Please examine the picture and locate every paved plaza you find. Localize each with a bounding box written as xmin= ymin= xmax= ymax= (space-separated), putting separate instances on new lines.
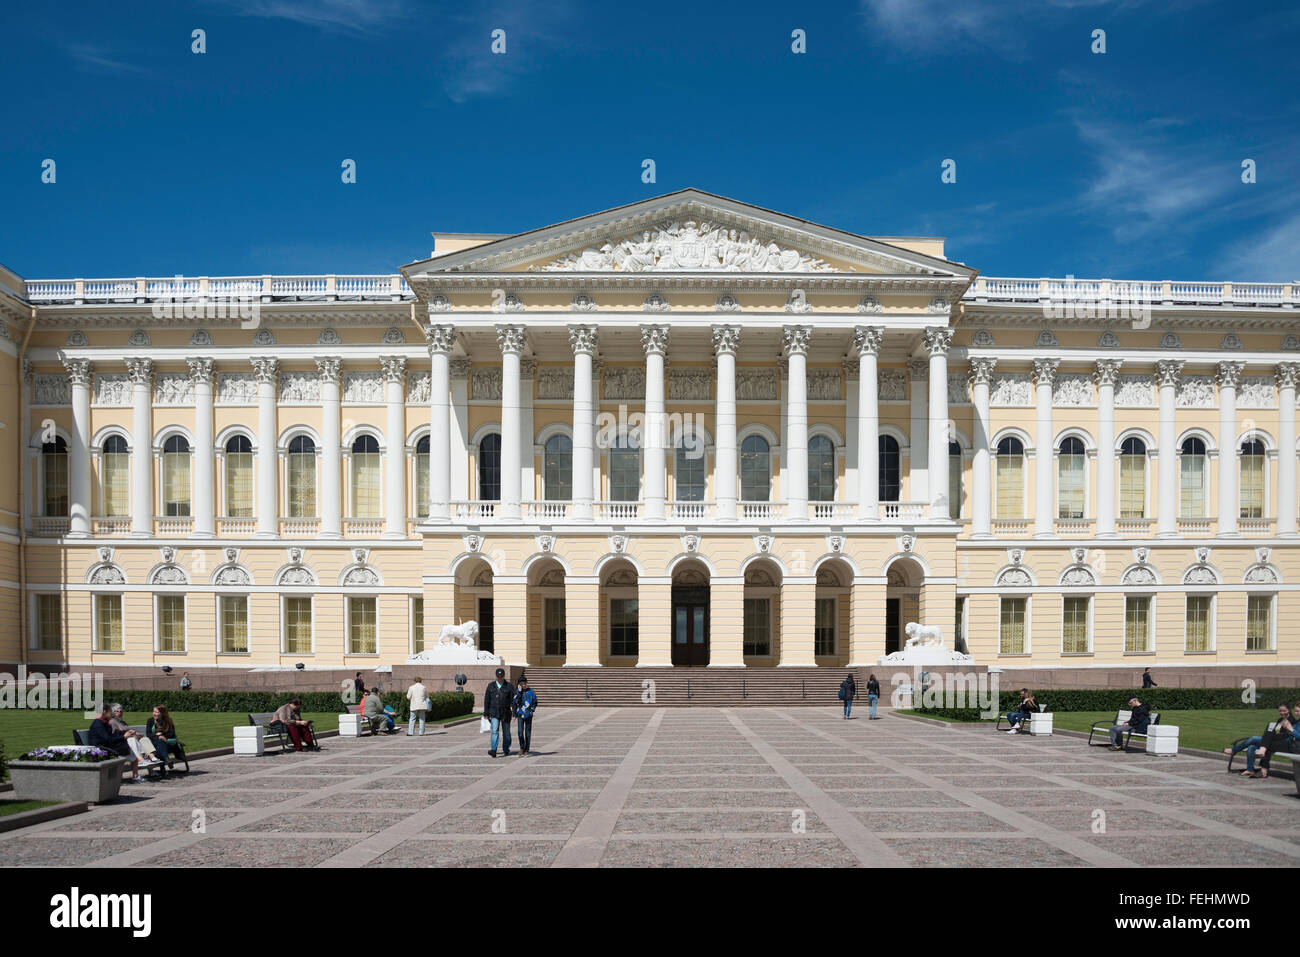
xmin=3 ymin=708 xmax=1299 ymax=868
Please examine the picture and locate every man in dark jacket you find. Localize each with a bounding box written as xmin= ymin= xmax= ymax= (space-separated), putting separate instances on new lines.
xmin=839 ymin=674 xmax=856 ymax=719
xmin=484 ymin=667 xmax=514 ymax=757
xmin=87 ymin=704 xmax=140 ymax=778
xmin=1141 ymin=668 xmax=1157 ymax=689
xmin=1109 ymin=697 xmax=1151 ymax=750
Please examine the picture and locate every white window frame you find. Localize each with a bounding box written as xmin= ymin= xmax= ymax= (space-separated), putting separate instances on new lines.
xmin=283 ymin=431 xmax=321 ymax=520
xmin=346 ymin=594 xmax=380 ymax=656
xmin=1245 ymin=592 xmax=1277 ymax=653
xmin=1060 ymin=593 xmax=1093 ymax=656
xmin=345 ymin=433 xmax=384 ymax=519
xmin=217 ymin=593 xmax=251 ymax=655
xmin=217 ymin=430 xmax=256 ymax=519
xmin=606 ymin=592 xmax=639 ymax=659
xmin=281 ymin=594 xmax=316 ymax=656
xmin=154 ymin=592 xmax=188 ymax=654
xmin=1236 ymin=436 xmax=1271 ymax=519
xmin=410 ymin=595 xmax=425 ymax=654
xmin=1123 ymin=593 xmax=1156 ymax=655
xmin=742 ymin=594 xmax=775 ymax=658
xmin=997 ymin=594 xmax=1031 ymax=656
xmin=93 ymin=592 xmax=125 ymax=654
xmin=1116 ymin=431 xmax=1153 ymax=520
xmin=1182 ymin=592 xmax=1216 ymax=654
xmin=993 ymin=433 xmax=1029 ymax=520
xmin=813 ymin=594 xmax=839 ymax=658
xmin=1055 ymin=433 xmax=1092 ymax=520
xmin=30 ymin=591 xmax=63 ymax=652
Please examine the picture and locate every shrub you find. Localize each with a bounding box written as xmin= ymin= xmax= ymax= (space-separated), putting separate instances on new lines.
xmin=1 ymin=738 xmax=6 ymax=782
xmin=913 ymin=687 xmax=1300 ymax=718
xmin=70 ymin=689 xmax=475 ymax=722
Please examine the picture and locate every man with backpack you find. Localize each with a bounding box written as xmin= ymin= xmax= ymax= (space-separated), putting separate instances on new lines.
xmin=838 ymin=673 xmax=857 ymax=719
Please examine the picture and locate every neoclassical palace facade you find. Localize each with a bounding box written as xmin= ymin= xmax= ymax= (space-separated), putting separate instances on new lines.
xmin=1 ymin=189 xmax=1297 ymax=675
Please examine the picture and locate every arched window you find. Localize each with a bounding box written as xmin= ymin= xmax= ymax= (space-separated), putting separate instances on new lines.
xmin=162 ymin=435 xmax=191 ymax=517
xmin=415 ymin=435 xmax=430 ymax=517
xmin=102 ymin=435 xmax=130 ymax=517
xmin=350 ymin=435 xmax=379 ymax=517
xmin=42 ymin=436 xmax=69 ymax=517
xmin=287 ymin=435 xmax=318 ymax=518
xmin=995 ymin=437 xmax=1025 ymax=519
xmin=740 ymin=435 xmax=771 ymax=502
xmin=610 ymin=435 xmax=640 ymax=502
xmin=224 ymin=435 xmax=253 ymax=518
xmin=948 ymin=440 xmax=962 ymax=519
xmin=808 ymin=435 xmax=835 ymax=502
xmin=478 ymin=434 xmax=501 ymax=501
xmin=1057 ymin=436 xmax=1086 ymax=519
xmin=1119 ymin=437 xmax=1147 ymax=518
xmin=544 ymin=434 xmax=572 ymax=501
xmin=879 ymin=435 xmax=901 ymax=502
xmin=1240 ymin=438 xmax=1266 ymax=519
xmin=675 ymin=434 xmax=706 ymax=502
xmin=1180 ymin=437 xmax=1207 ymax=518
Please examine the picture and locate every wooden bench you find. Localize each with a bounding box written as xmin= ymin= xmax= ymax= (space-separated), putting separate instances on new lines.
xmin=997 ymin=702 xmax=1048 ymax=733
xmin=1227 ymin=721 xmax=1299 ymax=776
xmin=1088 ymin=709 xmax=1160 ymax=751
xmin=248 ymin=712 xmax=315 ymax=752
xmin=73 ymin=725 xmax=189 ymax=774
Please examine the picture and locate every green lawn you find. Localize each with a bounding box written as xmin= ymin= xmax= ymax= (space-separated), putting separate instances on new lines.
xmin=0 ymin=799 xmax=58 ymax=817
xmin=901 ymin=708 xmax=1279 ymax=753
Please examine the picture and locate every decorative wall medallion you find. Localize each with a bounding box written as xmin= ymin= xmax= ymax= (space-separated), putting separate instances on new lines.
xmin=784 ymin=292 xmax=812 ymax=314
xmin=465 ymin=534 xmax=482 ymax=552
xmin=1035 ymin=329 xmax=1059 ymax=347
xmin=66 ymin=331 xmax=88 ymax=347
xmin=1098 ymin=331 xmax=1121 ymax=348
xmin=317 ymin=328 xmax=341 ymax=345
xmin=1283 ymin=335 xmax=1300 ymax=351
xmin=857 ymin=296 xmax=883 ymax=314
xmin=252 ymin=328 xmax=276 ymax=346
xmin=1221 ymin=333 xmax=1243 ymax=350
xmin=128 ymin=329 xmax=151 ymax=347
xmin=970 ymin=329 xmax=995 ymax=346
xmin=570 ymin=293 xmax=596 ymax=312
xmin=428 ymin=294 xmax=451 ymax=313
xmin=1160 ymin=332 xmax=1182 ymax=349
xmin=382 ymin=326 xmax=406 ymax=345
xmin=495 ymin=293 xmax=524 ymax=314
xmin=715 ymin=294 xmax=741 ymax=312
xmin=190 ymin=329 xmax=213 ymax=346
xmin=642 ymin=293 xmax=670 ymax=313
xmin=927 ymin=297 xmax=950 ymax=314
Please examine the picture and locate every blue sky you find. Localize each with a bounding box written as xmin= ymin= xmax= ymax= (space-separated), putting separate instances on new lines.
xmin=2 ymin=0 xmax=1298 ymax=281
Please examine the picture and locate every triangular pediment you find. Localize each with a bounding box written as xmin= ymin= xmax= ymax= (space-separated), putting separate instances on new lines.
xmin=403 ymin=189 xmax=974 ymax=281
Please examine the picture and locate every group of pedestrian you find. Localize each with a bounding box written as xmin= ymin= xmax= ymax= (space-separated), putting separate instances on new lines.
xmin=1225 ymin=702 xmax=1299 ymax=777
xmin=837 ymin=673 xmax=881 ymax=719
xmin=482 ymin=667 xmax=538 ymax=757
xmin=87 ymin=703 xmax=183 ymax=782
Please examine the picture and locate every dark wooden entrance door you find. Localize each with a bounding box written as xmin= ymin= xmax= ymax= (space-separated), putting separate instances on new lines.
xmin=671 ymin=585 xmax=709 ymax=667
xmin=885 ymin=598 xmax=901 ymax=655
xmin=477 ymin=597 xmax=495 ymax=653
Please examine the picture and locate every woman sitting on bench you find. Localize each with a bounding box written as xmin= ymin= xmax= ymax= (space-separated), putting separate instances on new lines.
xmin=1004 ymin=689 xmax=1036 ymax=734
xmin=1226 ymin=702 xmax=1295 ymax=778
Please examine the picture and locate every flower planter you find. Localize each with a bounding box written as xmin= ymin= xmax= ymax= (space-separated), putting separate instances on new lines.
xmin=7 ymin=757 xmax=131 ymax=804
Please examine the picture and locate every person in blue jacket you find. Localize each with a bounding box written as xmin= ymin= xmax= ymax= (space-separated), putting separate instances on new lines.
xmin=513 ymin=677 xmax=538 ymax=757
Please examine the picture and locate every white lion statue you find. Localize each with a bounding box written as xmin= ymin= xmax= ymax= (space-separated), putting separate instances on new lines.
xmin=904 ymin=621 xmax=945 ymax=650
xmin=437 ymin=620 xmax=479 ymax=648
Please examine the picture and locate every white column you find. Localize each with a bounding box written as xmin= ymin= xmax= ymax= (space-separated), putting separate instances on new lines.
xmin=907 ymin=359 xmax=929 ymax=506
xmin=1094 ymin=358 xmax=1123 ymax=538
xmin=970 ymin=357 xmax=997 ymax=537
xmin=1217 ymin=361 xmax=1244 ymax=537
xmin=712 ymin=326 xmax=740 ymax=521
xmin=855 ymin=326 xmax=883 ymax=519
xmin=520 ymin=359 xmax=536 ymax=503
xmin=317 ymin=358 xmax=342 ymax=538
xmin=382 ymin=356 xmax=407 ymax=538
xmin=843 ymin=358 xmax=859 ymax=499
xmin=1156 ymin=360 xmax=1183 ymax=538
xmin=1277 ymin=363 xmax=1299 ymax=537
xmin=569 ymin=325 xmax=598 ymax=521
xmin=1032 ymin=358 xmax=1059 ymax=537
xmin=188 ymin=358 xmax=215 ymax=538
xmin=496 ymin=325 xmax=525 ymax=520
xmin=783 ymin=325 xmax=811 ymax=521
xmin=127 ymin=358 xmax=154 ymax=537
xmin=251 ymin=357 xmax=279 ymax=538
xmin=926 ymin=327 xmax=953 ymax=520
xmin=63 ymin=359 xmax=93 ymax=538
xmin=450 ymin=360 xmax=471 ymax=503
xmin=427 ymin=325 xmax=454 ymax=523
xmin=641 ymin=325 xmax=669 ymax=521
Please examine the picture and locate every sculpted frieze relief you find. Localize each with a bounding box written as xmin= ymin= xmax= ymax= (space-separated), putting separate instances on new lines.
xmin=989 ymin=373 xmax=1032 ymax=407
xmin=407 ymin=371 xmax=432 ymax=404
xmin=279 ymin=372 xmax=321 ymax=404
xmin=1237 ymin=376 xmax=1277 ymax=409
xmin=154 ymin=373 xmax=194 ymax=406
xmin=807 ymin=369 xmax=841 ymax=402
xmin=216 ymin=373 xmax=257 ymax=404
xmin=342 ymin=372 xmax=383 ymax=404
xmin=736 ymin=367 xmax=778 ymax=401
xmin=94 ymin=374 xmax=131 ymax=406
xmin=538 ymin=367 xmax=575 ymax=400
xmin=536 ymin=220 xmax=837 ymax=273
xmin=947 ymin=372 xmax=969 ymax=405
xmin=1176 ymin=375 xmax=1217 ymax=409
xmin=878 ymin=369 xmax=907 ymax=401
xmin=669 ymin=368 xmax=713 ymax=401
xmin=602 ymin=365 xmax=646 ymax=400
xmin=33 ymin=374 xmax=70 ymax=405
xmin=471 ymin=367 xmax=502 ymax=401
xmin=1052 ymin=374 xmax=1094 ymax=407
xmin=1115 ymin=375 xmax=1155 ymax=407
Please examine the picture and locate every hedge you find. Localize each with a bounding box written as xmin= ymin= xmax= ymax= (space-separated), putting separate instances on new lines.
xmin=52 ymin=690 xmax=475 ymax=721
xmin=1 ymin=738 xmax=6 ymax=782
xmin=913 ymin=686 xmax=1300 ymax=721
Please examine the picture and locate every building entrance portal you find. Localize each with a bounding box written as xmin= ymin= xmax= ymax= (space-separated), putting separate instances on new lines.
xmin=671 ymin=586 xmax=710 ymax=667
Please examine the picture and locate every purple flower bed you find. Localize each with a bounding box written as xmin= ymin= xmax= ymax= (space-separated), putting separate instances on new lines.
xmin=18 ymin=745 xmax=116 ymax=763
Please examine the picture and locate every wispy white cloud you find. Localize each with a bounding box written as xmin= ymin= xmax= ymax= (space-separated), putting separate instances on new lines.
xmin=434 ymin=1 xmax=577 ymax=103
xmin=858 ymin=0 xmax=1128 ymax=54
xmin=204 ymin=0 xmax=409 ymax=34
xmin=65 ymin=43 xmax=152 ymax=77
xmin=1221 ymin=212 xmax=1300 ymax=281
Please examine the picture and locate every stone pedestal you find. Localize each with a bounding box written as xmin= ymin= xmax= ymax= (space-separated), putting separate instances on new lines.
xmin=338 ymin=713 xmax=365 ymax=737
xmin=1027 ymin=713 xmax=1053 ymax=736
xmin=234 ymin=725 xmax=265 ymax=756
xmin=7 ymin=757 xmax=130 ymax=804
xmin=1145 ymin=724 xmax=1179 ymax=756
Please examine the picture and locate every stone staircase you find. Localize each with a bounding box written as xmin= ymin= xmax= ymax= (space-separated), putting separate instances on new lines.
xmin=521 ymin=666 xmax=868 ymax=707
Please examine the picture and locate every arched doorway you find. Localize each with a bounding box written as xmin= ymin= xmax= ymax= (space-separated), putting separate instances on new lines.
xmin=742 ymin=558 xmax=782 ymax=666
xmin=815 ymin=559 xmax=853 ymax=664
xmin=455 ymin=557 xmax=495 ymax=653
xmin=529 ymin=558 xmax=567 ymax=663
xmin=601 ymin=559 xmax=639 ymax=665
xmin=671 ymin=560 xmax=710 ymax=667
xmin=884 ymin=558 xmax=925 ymax=655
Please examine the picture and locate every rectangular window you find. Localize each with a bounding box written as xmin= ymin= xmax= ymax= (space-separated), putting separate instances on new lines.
xmin=1124 ymin=596 xmax=1152 ymax=653
xmin=34 ymin=594 xmax=62 ymax=651
xmin=1240 ymin=455 xmax=1265 ymax=519
xmin=411 ymin=597 xmax=425 ymax=653
xmin=743 ymin=598 xmax=771 ymax=656
xmin=157 ymin=595 xmax=186 ymax=652
xmin=44 ymin=452 xmax=69 ymax=516
xmin=103 ymin=453 xmax=130 ymax=517
xmin=999 ymin=597 xmax=1026 ymax=654
xmin=415 ymin=455 xmax=429 ymax=518
xmin=1062 ymin=596 xmax=1090 ymax=654
xmin=610 ymin=448 xmax=640 ymax=502
xmin=1246 ymin=595 xmax=1274 ymax=652
xmin=163 ymin=453 xmax=191 ymax=516
xmin=225 ymin=452 xmax=254 ymax=517
xmin=954 ymin=597 xmax=966 ymax=653
xmin=352 ymin=453 xmax=380 ymax=517
xmin=349 ymin=597 xmax=378 ymax=654
xmin=1058 ymin=455 xmax=1085 ymax=519
xmin=1180 ymin=453 xmax=1206 ymax=518
xmin=544 ymin=597 xmax=566 ymax=656
xmin=95 ymin=594 xmax=123 ymax=652
xmin=284 ymin=596 xmax=313 ymax=654
xmin=1185 ymin=595 xmax=1212 ymax=652
xmin=1119 ymin=455 xmax=1146 ymax=518
xmin=949 ymin=453 xmax=962 ymax=519
xmin=996 ymin=456 xmax=1023 ymax=518
xmin=220 ymin=596 xmax=249 ymax=653
xmin=609 ymin=597 xmax=639 ymax=656
xmin=814 ymin=597 xmax=836 ymax=656
xmin=289 ymin=453 xmax=318 ymax=518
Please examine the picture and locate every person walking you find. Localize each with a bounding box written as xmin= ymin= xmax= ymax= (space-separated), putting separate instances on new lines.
xmin=352 ymin=671 xmax=366 ymax=702
xmin=514 ymin=677 xmax=537 ymax=756
xmin=406 ymin=675 xmax=429 ymax=736
xmin=483 ymin=667 xmax=514 ymax=757
xmin=838 ymin=673 xmax=857 ymax=719
xmin=179 ymin=672 xmax=192 ymax=692
xmin=1141 ymin=668 xmax=1157 ymax=689
xmin=866 ymin=674 xmax=881 ymax=720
